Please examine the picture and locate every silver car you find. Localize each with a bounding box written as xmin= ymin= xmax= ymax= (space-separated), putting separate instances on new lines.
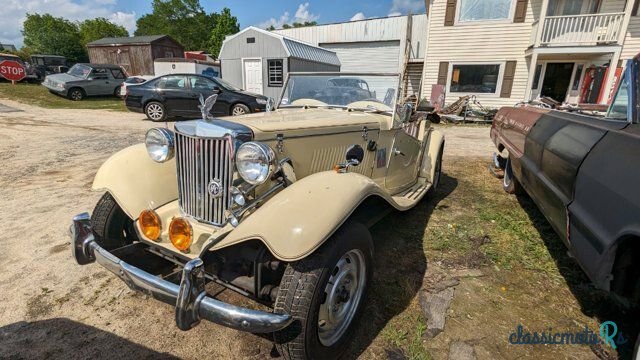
xmin=42 ymin=63 xmax=127 ymax=101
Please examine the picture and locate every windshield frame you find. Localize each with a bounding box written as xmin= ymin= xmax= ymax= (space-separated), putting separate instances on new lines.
xmin=214 ymin=77 xmax=242 ymax=92
xmin=278 ymin=72 xmax=401 ymax=115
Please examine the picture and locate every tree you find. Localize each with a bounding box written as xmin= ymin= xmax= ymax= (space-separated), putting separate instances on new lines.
xmin=279 ymin=21 xmax=317 ymax=30
xmin=79 ymin=18 xmax=128 ymax=46
xmin=266 ymin=25 xmax=276 ymax=31
xmin=22 ymin=13 xmax=86 ymax=62
xmin=208 ymin=8 xmax=239 ymax=57
xmin=135 ymin=0 xmax=216 ymax=51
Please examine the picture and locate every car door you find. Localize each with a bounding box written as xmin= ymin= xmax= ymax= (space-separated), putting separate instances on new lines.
xmin=385 ymin=117 xmax=422 ymax=193
xmin=187 ymin=76 xmax=228 ymax=117
xmin=155 ymin=75 xmax=193 ymax=116
xmin=85 ymin=68 xmax=111 ymax=95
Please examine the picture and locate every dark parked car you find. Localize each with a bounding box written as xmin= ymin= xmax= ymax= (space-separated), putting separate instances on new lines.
xmin=43 ymin=63 xmax=127 ymax=100
xmin=490 ymin=55 xmax=640 ymax=304
xmin=0 ymin=53 xmax=40 ymax=82
xmin=124 ymin=74 xmax=269 ymax=121
xmin=31 ymin=54 xmax=69 ymax=81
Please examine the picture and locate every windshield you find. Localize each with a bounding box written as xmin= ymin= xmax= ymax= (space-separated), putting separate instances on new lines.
xmin=279 ymin=73 xmax=399 ymax=113
xmin=214 ymin=77 xmax=241 ymax=92
xmin=67 ymin=64 xmax=92 ymax=78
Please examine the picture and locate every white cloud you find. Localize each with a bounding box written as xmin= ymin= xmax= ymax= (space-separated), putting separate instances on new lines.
xmin=389 ymin=0 xmax=425 ymax=16
xmin=257 ymin=3 xmax=319 ymax=29
xmin=0 ymin=0 xmax=136 ymax=48
xmin=350 ymin=12 xmax=366 ymax=21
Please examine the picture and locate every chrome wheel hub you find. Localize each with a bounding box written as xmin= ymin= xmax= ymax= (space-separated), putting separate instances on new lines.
xmin=147 ymin=104 xmax=163 ymax=120
xmin=232 ymin=107 xmax=246 ymax=116
xmin=318 ymin=249 xmax=366 ymax=347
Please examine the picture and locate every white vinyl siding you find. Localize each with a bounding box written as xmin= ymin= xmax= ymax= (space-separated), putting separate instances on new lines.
xmin=422 ymin=0 xmax=534 ymax=108
xmin=621 ymin=16 xmax=640 ymax=62
xmin=321 ymin=41 xmax=401 ymax=73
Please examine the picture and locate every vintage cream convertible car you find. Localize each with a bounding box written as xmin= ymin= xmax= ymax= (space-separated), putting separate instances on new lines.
xmin=70 ymin=73 xmax=445 ymax=359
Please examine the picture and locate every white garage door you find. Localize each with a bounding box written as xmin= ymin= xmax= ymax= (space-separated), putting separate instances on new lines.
xmin=321 ymin=41 xmax=401 ymax=73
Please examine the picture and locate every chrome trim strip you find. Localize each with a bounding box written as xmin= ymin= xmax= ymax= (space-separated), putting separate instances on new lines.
xmin=70 ymin=213 xmax=292 ymax=333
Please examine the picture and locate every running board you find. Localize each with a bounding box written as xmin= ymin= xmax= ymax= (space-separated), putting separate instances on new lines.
xmin=391 ymin=179 xmax=431 ymax=208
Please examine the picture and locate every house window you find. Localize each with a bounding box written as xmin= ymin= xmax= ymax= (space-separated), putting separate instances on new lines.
xmin=164 ymin=51 xmax=174 ymax=58
xmin=459 ymin=0 xmax=512 ymax=22
xmin=450 ymin=64 xmax=501 ymax=93
xmin=268 ymin=59 xmax=284 ymax=87
xmin=247 ymin=37 xmax=256 ymax=44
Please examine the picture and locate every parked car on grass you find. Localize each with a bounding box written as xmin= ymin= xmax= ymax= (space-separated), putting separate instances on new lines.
xmin=31 ymin=54 xmax=69 ymax=81
xmin=42 ymin=63 xmax=127 ymax=100
xmin=118 ymin=75 xmax=154 ymax=97
xmin=0 ymin=53 xmax=40 ymax=82
xmin=70 ymin=72 xmax=445 ymax=359
xmin=124 ymin=73 xmax=269 ymax=121
xmin=490 ymin=56 xmax=640 ymax=304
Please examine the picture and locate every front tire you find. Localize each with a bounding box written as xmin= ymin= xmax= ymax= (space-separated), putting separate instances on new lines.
xmin=145 ymin=101 xmax=167 ymax=122
xmin=274 ymin=222 xmax=373 ymax=360
xmin=231 ymin=103 xmax=250 ymax=116
xmin=67 ymin=88 xmax=85 ymax=101
xmin=91 ymin=192 xmax=137 ymax=250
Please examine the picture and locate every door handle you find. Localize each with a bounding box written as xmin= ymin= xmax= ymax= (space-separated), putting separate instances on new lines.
xmin=393 ymin=148 xmax=405 ymax=156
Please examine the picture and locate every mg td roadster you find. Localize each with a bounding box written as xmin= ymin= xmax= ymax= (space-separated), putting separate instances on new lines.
xmin=71 ymin=72 xmax=445 ymax=359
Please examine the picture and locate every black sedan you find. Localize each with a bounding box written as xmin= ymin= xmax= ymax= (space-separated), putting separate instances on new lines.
xmin=124 ymin=74 xmax=269 ymax=121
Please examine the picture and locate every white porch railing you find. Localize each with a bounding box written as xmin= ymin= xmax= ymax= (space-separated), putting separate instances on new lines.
xmin=539 ymin=12 xmax=625 ymax=46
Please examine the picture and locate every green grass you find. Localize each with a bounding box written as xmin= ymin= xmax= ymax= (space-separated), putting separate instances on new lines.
xmin=0 ymin=82 xmax=126 ymax=111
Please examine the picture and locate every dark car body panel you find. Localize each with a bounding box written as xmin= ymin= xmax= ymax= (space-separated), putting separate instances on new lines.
xmin=491 ymin=57 xmax=640 ymax=292
xmin=125 ymin=74 xmax=267 ymax=118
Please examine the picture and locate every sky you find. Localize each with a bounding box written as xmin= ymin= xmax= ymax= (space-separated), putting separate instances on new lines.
xmin=1 ymin=0 xmax=426 ymax=48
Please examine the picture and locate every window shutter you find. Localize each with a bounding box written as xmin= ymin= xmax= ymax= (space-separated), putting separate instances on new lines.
xmin=444 ymin=0 xmax=457 ymax=26
xmin=501 ymin=61 xmax=517 ymax=98
xmin=513 ymin=0 xmax=528 ymax=23
xmin=437 ymin=62 xmax=449 ymax=86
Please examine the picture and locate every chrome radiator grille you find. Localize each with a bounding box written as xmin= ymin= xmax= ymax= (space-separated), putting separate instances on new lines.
xmin=175 ymin=132 xmax=232 ymax=226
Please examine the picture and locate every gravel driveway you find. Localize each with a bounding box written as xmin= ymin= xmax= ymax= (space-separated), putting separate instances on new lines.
xmin=0 ymin=99 xmax=493 ymax=359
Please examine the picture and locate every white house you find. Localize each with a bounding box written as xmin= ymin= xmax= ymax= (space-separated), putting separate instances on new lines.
xmin=421 ymin=0 xmax=639 ymax=108
xmin=274 ymin=14 xmax=428 ymax=98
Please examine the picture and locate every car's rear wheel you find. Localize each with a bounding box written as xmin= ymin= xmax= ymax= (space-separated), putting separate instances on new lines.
xmin=91 ymin=192 xmax=137 ymax=250
xmin=67 ymin=88 xmax=85 ymax=101
xmin=273 ymin=222 xmax=373 ymax=360
xmin=231 ymin=103 xmax=250 ymax=116
xmin=145 ymin=101 xmax=167 ymax=122
xmin=428 ymin=144 xmax=444 ymax=196
xmin=503 ymin=156 xmax=523 ymax=195
xmin=114 ymin=86 xmax=121 ymax=97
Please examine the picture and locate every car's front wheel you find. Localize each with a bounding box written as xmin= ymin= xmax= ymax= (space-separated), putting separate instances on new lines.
xmin=273 ymin=222 xmax=373 ymax=360
xmin=145 ymin=101 xmax=167 ymax=122
xmin=91 ymin=192 xmax=137 ymax=250
xmin=231 ymin=103 xmax=250 ymax=116
xmin=503 ymin=156 xmax=523 ymax=195
xmin=67 ymin=88 xmax=85 ymax=101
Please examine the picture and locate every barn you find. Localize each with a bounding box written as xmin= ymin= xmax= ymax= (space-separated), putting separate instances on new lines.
xmin=219 ymin=27 xmax=341 ymax=101
xmin=87 ymin=35 xmax=184 ymax=76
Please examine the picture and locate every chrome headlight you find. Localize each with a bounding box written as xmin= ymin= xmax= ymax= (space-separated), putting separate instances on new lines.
xmin=235 ymin=142 xmax=277 ymax=185
xmin=256 ymin=98 xmax=268 ymax=105
xmin=145 ymin=128 xmax=175 ymax=163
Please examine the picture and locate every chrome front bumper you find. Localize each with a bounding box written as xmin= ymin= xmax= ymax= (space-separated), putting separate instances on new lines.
xmin=70 ymin=213 xmax=292 ymax=333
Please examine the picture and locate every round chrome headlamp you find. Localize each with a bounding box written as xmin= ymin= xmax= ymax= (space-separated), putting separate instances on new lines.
xmin=145 ymin=128 xmax=174 ymax=163
xmin=235 ymin=142 xmax=277 ymax=185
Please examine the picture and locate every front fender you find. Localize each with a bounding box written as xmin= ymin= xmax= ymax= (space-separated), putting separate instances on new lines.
xmin=419 ymin=129 xmax=445 ymax=182
xmin=92 ymin=143 xmax=177 ymax=219
xmin=214 ymin=171 xmax=402 ymax=261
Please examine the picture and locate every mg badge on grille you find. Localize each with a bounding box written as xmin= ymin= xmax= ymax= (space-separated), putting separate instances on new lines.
xmin=208 ymin=179 xmax=223 ymax=199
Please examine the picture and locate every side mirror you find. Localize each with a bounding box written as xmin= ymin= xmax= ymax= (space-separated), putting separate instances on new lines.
xmin=398 ymin=103 xmax=414 ymax=123
xmin=213 ymin=86 xmax=221 ymax=93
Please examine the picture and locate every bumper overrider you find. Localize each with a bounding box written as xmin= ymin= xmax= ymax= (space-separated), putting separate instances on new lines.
xmin=70 ymin=213 xmax=292 ymax=333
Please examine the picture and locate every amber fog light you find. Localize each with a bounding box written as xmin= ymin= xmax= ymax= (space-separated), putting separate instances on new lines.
xmin=169 ymin=217 xmax=192 ymax=251
xmin=138 ymin=209 xmax=161 ymax=241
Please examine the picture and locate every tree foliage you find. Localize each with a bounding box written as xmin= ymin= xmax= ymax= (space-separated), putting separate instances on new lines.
xmin=208 ymin=8 xmax=239 ymax=56
xmin=79 ymin=18 xmax=129 ymax=46
xmin=22 ymin=14 xmax=87 ymax=62
xmin=271 ymin=21 xmax=317 ymax=30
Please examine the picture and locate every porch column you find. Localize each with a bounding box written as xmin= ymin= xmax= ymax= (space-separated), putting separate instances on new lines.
xmin=535 ymin=0 xmax=550 ymax=46
xmin=524 ymin=53 xmax=539 ymax=102
xmin=599 ymin=49 xmax=622 ymax=105
xmin=618 ymin=0 xmax=635 ymax=44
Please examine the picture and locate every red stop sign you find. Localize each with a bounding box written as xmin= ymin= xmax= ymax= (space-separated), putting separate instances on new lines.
xmin=0 ymin=60 xmax=26 ymax=82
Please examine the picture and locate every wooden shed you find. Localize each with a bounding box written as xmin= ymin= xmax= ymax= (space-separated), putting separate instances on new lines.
xmin=87 ymin=35 xmax=184 ymax=76
xmin=219 ymin=27 xmax=341 ymax=101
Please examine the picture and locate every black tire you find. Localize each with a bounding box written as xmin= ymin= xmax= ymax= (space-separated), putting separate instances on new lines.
xmin=114 ymin=86 xmax=121 ymax=97
xmin=145 ymin=101 xmax=167 ymax=122
xmin=231 ymin=103 xmax=250 ymax=116
xmin=503 ymin=157 xmax=523 ymax=195
xmin=428 ymin=144 xmax=444 ymax=196
xmin=273 ymin=222 xmax=373 ymax=360
xmin=91 ymin=192 xmax=137 ymax=250
xmin=67 ymin=87 xmax=85 ymax=101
